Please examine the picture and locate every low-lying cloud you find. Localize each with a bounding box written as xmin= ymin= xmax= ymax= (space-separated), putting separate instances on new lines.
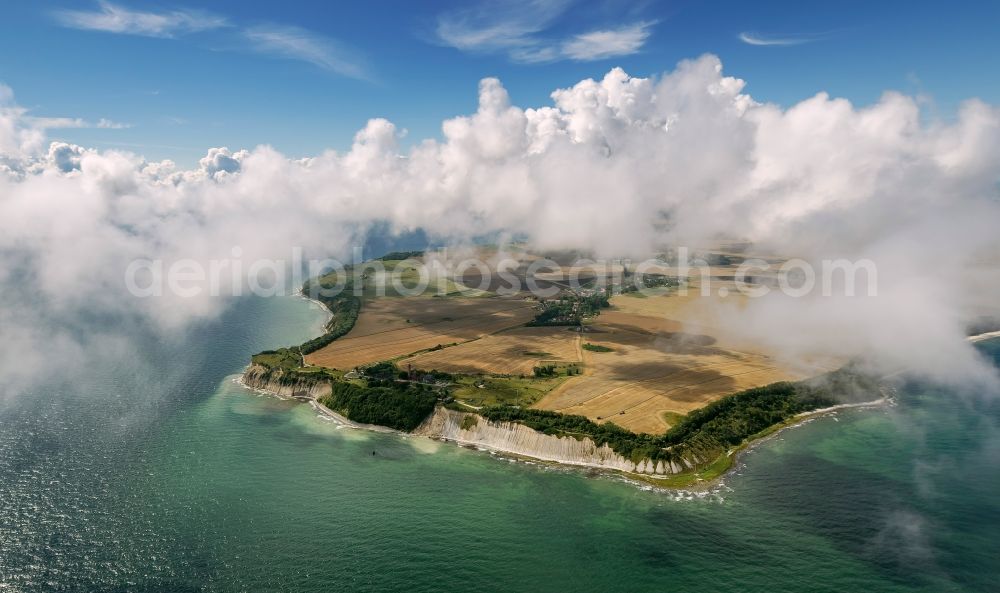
xmin=1 ymin=54 xmax=999 ymax=398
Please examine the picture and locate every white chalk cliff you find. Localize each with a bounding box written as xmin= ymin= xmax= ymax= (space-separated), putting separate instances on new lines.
xmin=414 ymin=407 xmax=687 ymax=475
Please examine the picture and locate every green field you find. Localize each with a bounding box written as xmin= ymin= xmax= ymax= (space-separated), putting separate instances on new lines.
xmin=251 ymin=348 xmax=302 ymax=371
xmin=450 ymin=375 xmax=569 ymax=408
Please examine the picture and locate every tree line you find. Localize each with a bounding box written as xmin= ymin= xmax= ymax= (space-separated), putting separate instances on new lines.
xmin=480 ymin=367 xmax=882 ymax=467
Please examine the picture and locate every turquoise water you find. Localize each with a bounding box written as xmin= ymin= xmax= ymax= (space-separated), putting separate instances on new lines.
xmin=2 ymin=295 xmax=998 ymax=592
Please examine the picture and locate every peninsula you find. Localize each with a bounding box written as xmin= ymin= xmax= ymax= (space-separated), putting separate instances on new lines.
xmin=243 ymin=247 xmax=887 ymax=487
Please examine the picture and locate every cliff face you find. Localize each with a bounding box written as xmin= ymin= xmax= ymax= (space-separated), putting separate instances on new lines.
xmin=240 ymin=366 xmax=695 ymax=476
xmin=241 ymin=364 xmax=332 ymax=400
xmin=414 ymin=407 xmax=686 ymax=476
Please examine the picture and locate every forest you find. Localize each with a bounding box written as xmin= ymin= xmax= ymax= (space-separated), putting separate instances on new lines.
xmin=297 ymin=275 xmax=362 ymax=354
xmin=319 ymin=381 xmax=437 ymax=431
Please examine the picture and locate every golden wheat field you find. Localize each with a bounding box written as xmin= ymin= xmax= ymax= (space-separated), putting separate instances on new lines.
xmin=532 ymin=291 xmax=831 ymax=434
xmin=304 ymin=296 xmax=536 ymax=370
xmin=401 ymin=326 xmax=582 ymax=375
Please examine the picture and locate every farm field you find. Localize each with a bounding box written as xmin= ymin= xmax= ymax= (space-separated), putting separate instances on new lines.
xmin=402 ymin=326 xmax=582 ymax=375
xmin=450 ymin=374 xmax=570 ymax=408
xmin=533 ymin=290 xmax=835 ymax=434
xmin=304 ymin=296 xmax=536 ymax=370
xmin=609 ymin=288 xmax=765 ymax=350
xmin=305 ymin=247 xmax=839 ymax=434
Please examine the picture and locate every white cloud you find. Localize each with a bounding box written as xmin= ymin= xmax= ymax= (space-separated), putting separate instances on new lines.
xmin=436 ymin=0 xmax=654 ymax=63
xmin=1 ymin=55 xmax=999 ymax=396
xmin=26 ymin=116 xmax=131 ymax=130
xmin=51 ymin=3 xmax=369 ymax=79
xmin=97 ymin=118 xmax=130 ymax=129
xmin=738 ymin=31 xmax=815 ymax=46
xmin=24 ymin=116 xmax=87 ymax=129
xmin=0 ymin=85 xmax=46 ymax=160
xmin=242 ymin=25 xmax=370 ymax=80
xmin=45 ymin=141 xmax=91 ymax=173
xmin=560 ymin=21 xmax=656 ymax=61
xmin=197 ymin=146 xmax=248 ymax=180
xmin=436 ymin=0 xmax=569 ymax=53
xmin=53 ymin=0 xmax=228 ymax=38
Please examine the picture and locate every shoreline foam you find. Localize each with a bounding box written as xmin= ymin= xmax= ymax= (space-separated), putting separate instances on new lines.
xmin=968 ymin=330 xmax=1000 ymax=343
xmin=293 ymin=288 xmax=334 ymax=334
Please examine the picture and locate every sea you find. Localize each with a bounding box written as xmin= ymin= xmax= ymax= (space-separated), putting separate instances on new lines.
xmin=1 ymin=294 xmax=998 ymax=592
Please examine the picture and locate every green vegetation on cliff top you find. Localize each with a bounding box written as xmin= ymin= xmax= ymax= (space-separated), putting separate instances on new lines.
xmin=319 ymin=381 xmax=437 ymax=432
xmin=479 ymin=367 xmax=883 ymax=471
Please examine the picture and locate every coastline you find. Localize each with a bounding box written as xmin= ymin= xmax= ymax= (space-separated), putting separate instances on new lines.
xmin=793 ymin=396 xmax=890 ymax=418
xmin=632 ymin=394 xmax=893 ymax=490
xmin=724 ymin=395 xmax=892 ymax=474
xmin=225 ymin=271 xmax=931 ymax=490
xmin=236 ymin=366 xmax=891 ymax=490
xmin=309 ymin=399 xmax=403 ymax=434
xmin=293 ymin=288 xmax=334 ymax=333
xmin=968 ymin=330 xmax=1000 ymax=343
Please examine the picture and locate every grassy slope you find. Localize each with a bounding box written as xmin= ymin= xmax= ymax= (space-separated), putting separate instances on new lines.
xmin=451 ymin=375 xmax=569 ymax=407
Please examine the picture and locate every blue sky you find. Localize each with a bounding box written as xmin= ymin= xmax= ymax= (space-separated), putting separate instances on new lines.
xmin=2 ymin=0 xmax=998 ymax=166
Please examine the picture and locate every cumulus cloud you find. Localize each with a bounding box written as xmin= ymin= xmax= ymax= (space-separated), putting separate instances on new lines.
xmin=0 ymin=86 xmax=128 ymax=178
xmin=44 ymin=141 xmax=91 ymax=173
xmin=436 ymin=0 xmax=655 ymax=63
xmin=198 ymin=147 xmax=247 ymax=179
xmin=1 ymin=54 xmax=999 ymax=398
xmin=0 ymin=85 xmax=45 ymax=158
xmin=53 ymin=0 xmax=228 ymax=38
